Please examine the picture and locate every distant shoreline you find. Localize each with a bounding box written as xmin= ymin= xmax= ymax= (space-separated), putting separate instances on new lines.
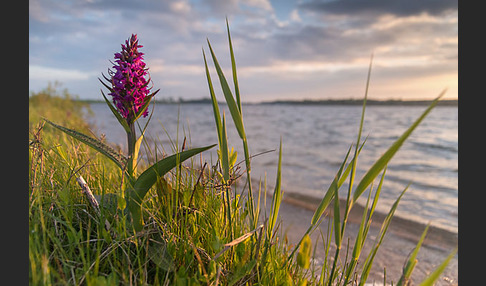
xmin=259 ymin=98 xmax=458 ymax=106
xmin=78 ymin=98 xmax=458 ymax=106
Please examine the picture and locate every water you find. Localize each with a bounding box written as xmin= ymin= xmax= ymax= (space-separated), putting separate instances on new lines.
xmin=86 ymin=102 xmax=458 ymax=233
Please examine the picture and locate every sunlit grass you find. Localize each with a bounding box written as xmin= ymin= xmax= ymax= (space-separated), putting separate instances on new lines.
xmin=29 ymin=22 xmax=456 ymax=285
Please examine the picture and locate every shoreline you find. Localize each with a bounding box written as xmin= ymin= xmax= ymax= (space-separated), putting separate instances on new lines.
xmin=282 ymin=191 xmax=458 ymax=251
xmin=82 ymin=98 xmax=458 ymax=106
xmin=262 ymin=190 xmax=458 ymax=285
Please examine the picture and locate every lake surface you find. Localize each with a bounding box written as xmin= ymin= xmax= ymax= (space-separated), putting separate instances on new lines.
xmin=86 ymin=102 xmax=458 ymax=233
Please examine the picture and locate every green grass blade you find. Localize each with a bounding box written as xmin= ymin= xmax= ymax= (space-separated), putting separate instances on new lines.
xmin=359 ymin=183 xmax=409 ymax=285
xmin=267 ymin=138 xmax=283 ymax=239
xmin=397 ymin=224 xmax=430 ymax=286
xmin=345 ymin=54 xmax=372 ymax=212
xmin=352 ymin=89 xmax=447 ymax=204
xmin=289 ymin=121 xmax=368 ymax=263
xmin=207 ymin=33 xmax=256 ymax=229
xmin=221 ymin=113 xmax=230 ymax=183
xmin=288 ymin=144 xmax=353 ymax=263
xmin=226 ymin=21 xmax=258 ymax=227
xmin=332 ymin=181 xmax=341 ymax=248
xmin=418 ymin=248 xmax=457 ymax=286
xmin=367 ymin=166 xmax=387 ymax=223
xmin=43 ymin=118 xmax=127 ymax=170
xmin=344 ymin=183 xmax=374 ymax=284
xmin=337 ymin=138 xmax=367 ymax=188
xmin=297 ymin=234 xmax=312 ymax=269
xmin=221 ymin=113 xmax=233 ymax=238
xmin=206 ymin=39 xmax=246 ymax=140
xmin=311 ymin=144 xmax=353 ymax=226
xmin=311 ymin=146 xmax=351 ymax=225
xmin=131 ymin=129 xmax=144 ymax=175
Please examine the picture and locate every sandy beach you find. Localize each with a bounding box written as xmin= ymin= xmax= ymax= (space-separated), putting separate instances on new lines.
xmin=264 ymin=191 xmax=458 ymax=285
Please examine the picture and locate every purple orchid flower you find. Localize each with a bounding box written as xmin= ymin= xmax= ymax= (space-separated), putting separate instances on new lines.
xmin=107 ymin=34 xmax=152 ymax=121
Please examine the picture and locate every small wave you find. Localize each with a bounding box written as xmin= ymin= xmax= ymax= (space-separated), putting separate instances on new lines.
xmin=412 ymin=141 xmax=458 ymax=153
xmin=389 ymin=163 xmax=455 ymax=174
xmin=385 ymin=174 xmax=457 ymax=194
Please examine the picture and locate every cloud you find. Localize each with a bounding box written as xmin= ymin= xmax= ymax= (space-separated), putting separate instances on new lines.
xmin=29 ymin=0 xmax=457 ymax=101
xmin=29 ymin=65 xmax=96 ymax=81
xmin=289 ymin=9 xmax=302 ymax=22
xmin=29 ymin=0 xmax=50 ymax=22
xmin=299 ymin=0 xmax=458 ymax=17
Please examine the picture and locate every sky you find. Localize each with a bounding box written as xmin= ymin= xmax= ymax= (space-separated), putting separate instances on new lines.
xmin=29 ymin=0 xmax=458 ymax=102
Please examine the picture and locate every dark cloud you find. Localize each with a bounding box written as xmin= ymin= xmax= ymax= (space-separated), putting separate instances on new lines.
xmin=29 ymin=0 xmax=457 ymax=101
xmin=299 ymin=0 xmax=458 ymax=17
xmin=267 ymin=24 xmax=391 ymax=62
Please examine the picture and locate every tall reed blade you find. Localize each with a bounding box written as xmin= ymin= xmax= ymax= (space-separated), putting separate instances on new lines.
xmin=332 ymin=180 xmax=342 ymax=249
xmin=333 ymin=58 xmax=373 ymax=283
xmin=206 ymin=39 xmax=245 ymax=140
xmin=225 ymin=20 xmax=256 ymax=228
xmin=267 ymin=138 xmax=283 ymax=239
xmin=202 ymin=48 xmax=223 ymax=146
xmin=418 ymin=248 xmax=457 ymax=286
xmin=359 ymin=184 xmax=411 ymax=285
xmin=312 ymin=145 xmax=353 ymax=227
xmin=206 ymin=34 xmax=256 ymax=229
xmin=327 ymin=181 xmax=342 ymax=285
xmin=226 ymin=18 xmax=242 ymax=113
xmin=345 ymin=53 xmax=373 ymax=213
xmin=221 ymin=113 xmax=233 ymax=239
xmin=287 ymin=144 xmax=352 ymax=263
xmin=343 ymin=182 xmax=374 ymax=285
xmin=352 ymin=89 xmax=446 ymax=204
xmin=221 ymin=113 xmax=230 ymax=183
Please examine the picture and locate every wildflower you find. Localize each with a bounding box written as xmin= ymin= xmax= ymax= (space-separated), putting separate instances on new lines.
xmin=107 ymin=34 xmax=152 ymax=121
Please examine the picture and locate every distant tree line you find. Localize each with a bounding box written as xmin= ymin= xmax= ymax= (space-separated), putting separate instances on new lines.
xmin=77 ymin=97 xmax=457 ymax=106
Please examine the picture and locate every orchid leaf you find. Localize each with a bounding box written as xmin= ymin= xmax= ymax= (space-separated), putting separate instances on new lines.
xmin=126 ymin=144 xmax=215 ymax=232
xmin=44 ymin=118 xmax=127 ymax=170
xmin=100 ymin=89 xmax=131 ymax=134
xmin=132 ymin=144 xmax=216 ymax=202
